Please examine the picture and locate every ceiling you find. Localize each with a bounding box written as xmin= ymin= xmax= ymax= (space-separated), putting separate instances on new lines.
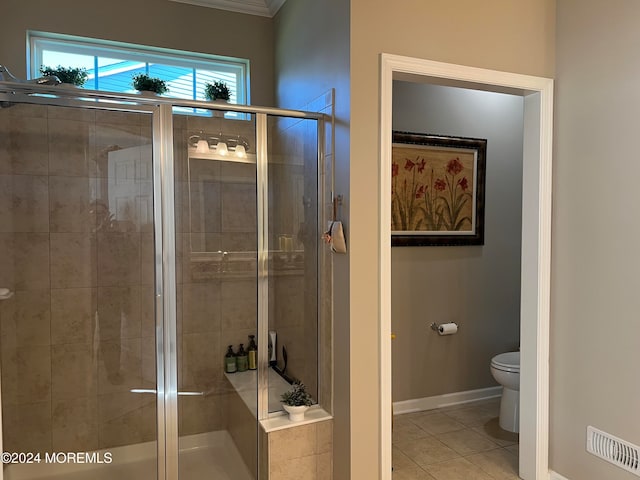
xmin=169 ymin=0 xmax=287 ymax=17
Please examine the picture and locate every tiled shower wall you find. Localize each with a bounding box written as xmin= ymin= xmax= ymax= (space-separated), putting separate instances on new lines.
xmin=268 ymin=90 xmax=333 ymax=410
xmin=266 ymin=420 xmax=333 ymax=480
xmin=268 ymin=114 xmax=318 ymax=401
xmin=0 ymin=104 xmax=260 ymax=453
xmin=0 ymin=103 xmax=157 ymax=453
xmin=173 ymin=114 xmax=258 ymax=437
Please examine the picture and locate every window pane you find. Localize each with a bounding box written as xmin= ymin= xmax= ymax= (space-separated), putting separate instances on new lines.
xmin=41 ymin=51 xmax=94 ymax=71
xmin=29 ymin=32 xmax=249 ymax=109
xmin=195 ymin=70 xmax=237 ymax=102
xmin=95 ymin=59 xmax=146 ymax=92
xmin=148 ymin=64 xmax=193 ymax=99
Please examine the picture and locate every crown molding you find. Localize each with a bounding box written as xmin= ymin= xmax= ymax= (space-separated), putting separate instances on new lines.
xmin=169 ymin=0 xmax=286 ymax=17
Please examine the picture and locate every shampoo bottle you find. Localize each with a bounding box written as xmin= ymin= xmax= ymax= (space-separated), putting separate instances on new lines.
xmin=224 ymin=345 xmax=237 ymax=373
xmin=248 ymin=335 xmax=257 ymax=370
xmin=237 ymin=344 xmax=248 ymax=372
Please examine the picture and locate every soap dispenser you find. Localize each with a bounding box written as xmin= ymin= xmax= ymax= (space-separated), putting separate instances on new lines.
xmin=248 ymin=335 xmax=257 ymax=370
xmin=224 ymin=345 xmax=237 ymax=373
xmin=236 ymin=344 xmax=248 ymax=372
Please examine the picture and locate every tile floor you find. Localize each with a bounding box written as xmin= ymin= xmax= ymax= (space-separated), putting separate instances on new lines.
xmin=392 ymin=398 xmax=520 ymax=480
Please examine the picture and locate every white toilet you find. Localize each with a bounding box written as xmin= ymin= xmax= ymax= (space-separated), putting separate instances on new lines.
xmin=490 ymin=351 xmax=520 ymax=433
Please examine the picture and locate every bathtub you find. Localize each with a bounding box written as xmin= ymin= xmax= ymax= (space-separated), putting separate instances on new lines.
xmin=4 ymin=431 xmax=252 ymax=480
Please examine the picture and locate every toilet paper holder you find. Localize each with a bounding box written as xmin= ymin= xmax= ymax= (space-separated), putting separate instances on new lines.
xmin=430 ymin=322 xmax=459 ymax=335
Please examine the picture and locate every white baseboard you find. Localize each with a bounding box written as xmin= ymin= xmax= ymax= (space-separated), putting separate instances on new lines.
xmin=392 ymin=386 xmax=502 ymax=415
xmin=549 ymin=471 xmax=570 ymax=480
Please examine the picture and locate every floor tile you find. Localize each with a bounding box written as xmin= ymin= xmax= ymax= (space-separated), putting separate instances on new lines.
xmin=504 ymin=444 xmax=519 ymax=457
xmin=395 ymin=436 xmax=459 ymax=468
xmin=394 ymin=418 xmax=432 ymax=443
xmin=392 ymin=464 xmax=438 ymax=480
xmin=442 ymin=403 xmax=498 ymax=428
xmin=472 ymin=417 xmax=519 ymax=447
xmin=437 ymin=428 xmax=500 ymax=455
xmin=466 ymin=448 xmax=520 ymax=479
xmin=424 ymin=457 xmax=494 ymax=480
xmin=393 ymin=400 xmax=519 ymax=480
xmin=409 ymin=412 xmax=466 ymax=435
xmin=393 ymin=446 xmax=420 ymax=470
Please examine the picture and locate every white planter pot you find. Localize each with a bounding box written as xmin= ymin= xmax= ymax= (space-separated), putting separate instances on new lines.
xmin=282 ymin=404 xmax=309 ymax=422
xmin=211 ymin=99 xmax=228 ymax=117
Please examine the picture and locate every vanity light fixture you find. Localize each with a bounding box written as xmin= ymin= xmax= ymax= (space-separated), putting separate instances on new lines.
xmin=235 ymin=144 xmax=246 ymax=158
xmin=195 ymin=139 xmax=210 ymax=153
xmin=188 ymin=132 xmax=251 ymax=158
xmin=216 ymin=141 xmax=228 ymax=156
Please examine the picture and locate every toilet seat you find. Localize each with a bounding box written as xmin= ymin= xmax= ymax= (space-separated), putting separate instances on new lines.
xmin=491 ymin=352 xmax=520 ymax=373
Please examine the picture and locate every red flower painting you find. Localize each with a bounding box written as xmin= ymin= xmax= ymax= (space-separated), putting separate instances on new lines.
xmin=391 ymin=132 xmax=486 ymax=246
xmin=392 ymin=145 xmax=476 ymax=233
xmin=392 ymin=156 xmax=424 ymax=230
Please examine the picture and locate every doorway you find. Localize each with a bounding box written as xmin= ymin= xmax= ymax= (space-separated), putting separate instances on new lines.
xmin=379 ymin=55 xmax=553 ymax=480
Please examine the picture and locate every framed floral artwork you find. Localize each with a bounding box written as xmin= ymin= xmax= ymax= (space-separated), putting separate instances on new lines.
xmin=391 ymin=131 xmax=487 ymax=246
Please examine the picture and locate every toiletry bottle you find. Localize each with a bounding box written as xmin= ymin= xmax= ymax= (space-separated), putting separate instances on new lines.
xmin=237 ymin=344 xmax=248 ymax=372
xmin=248 ymin=335 xmax=257 ymax=370
xmin=225 ymin=345 xmax=237 ymax=373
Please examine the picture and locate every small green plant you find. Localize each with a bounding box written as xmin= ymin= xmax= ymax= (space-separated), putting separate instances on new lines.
xmin=281 ymin=381 xmax=312 ymax=407
xmin=204 ymin=80 xmax=231 ymax=101
xmin=40 ymin=65 xmax=88 ymax=86
xmin=132 ymin=74 xmax=169 ymax=94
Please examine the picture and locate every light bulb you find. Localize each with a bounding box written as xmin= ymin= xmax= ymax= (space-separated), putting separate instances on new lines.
xmin=217 ymin=141 xmax=228 ymax=156
xmin=195 ymin=139 xmax=209 ymax=153
xmin=235 ymin=144 xmax=247 ymax=158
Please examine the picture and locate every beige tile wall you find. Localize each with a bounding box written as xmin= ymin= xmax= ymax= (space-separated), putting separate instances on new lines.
xmin=0 ymin=103 xmax=156 ymax=453
xmin=268 ymin=115 xmax=320 ymax=403
xmin=0 ymin=105 xmax=265 ymax=453
xmin=174 ymin=115 xmax=258 ymax=438
xmin=227 ymin=386 xmax=258 ymax=477
xmin=267 ymin=89 xmax=334 ymax=413
xmin=266 ymin=420 xmax=333 ymax=480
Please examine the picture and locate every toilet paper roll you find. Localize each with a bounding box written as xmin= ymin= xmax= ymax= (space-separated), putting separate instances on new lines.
xmin=438 ymin=322 xmax=458 ymax=336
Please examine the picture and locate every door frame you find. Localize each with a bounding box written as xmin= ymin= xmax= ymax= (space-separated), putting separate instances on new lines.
xmin=379 ymin=54 xmax=554 ymax=480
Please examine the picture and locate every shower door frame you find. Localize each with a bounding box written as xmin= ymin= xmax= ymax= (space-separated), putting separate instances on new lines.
xmin=0 ymin=81 xmax=327 ymax=480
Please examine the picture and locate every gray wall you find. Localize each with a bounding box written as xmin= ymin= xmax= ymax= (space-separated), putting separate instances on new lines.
xmin=391 ymin=82 xmax=524 ymax=402
xmin=0 ymin=0 xmax=275 ymax=106
xmin=552 ymin=1 xmax=640 ymax=478
xmin=273 ymin=1 xmax=350 ymax=478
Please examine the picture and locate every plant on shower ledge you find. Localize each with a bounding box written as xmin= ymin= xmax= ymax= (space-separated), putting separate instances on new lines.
xmin=40 ymin=65 xmax=88 ymax=86
xmin=281 ymin=381 xmax=313 ymax=422
xmin=131 ymin=73 xmax=169 ymax=95
xmin=204 ymin=80 xmax=231 ymax=101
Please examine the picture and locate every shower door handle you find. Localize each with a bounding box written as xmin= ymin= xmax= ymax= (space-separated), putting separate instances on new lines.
xmin=130 ymin=388 xmax=204 ymax=396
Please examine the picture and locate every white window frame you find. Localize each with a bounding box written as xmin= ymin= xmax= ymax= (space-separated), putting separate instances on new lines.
xmin=28 ymin=31 xmax=250 ymax=108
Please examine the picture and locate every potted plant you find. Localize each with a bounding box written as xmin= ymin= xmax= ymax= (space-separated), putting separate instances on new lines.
xmin=132 ymin=73 xmax=169 ymax=95
xmin=281 ymin=381 xmax=313 ymax=421
xmin=204 ymin=80 xmax=231 ymax=101
xmin=40 ymin=65 xmax=88 ymax=87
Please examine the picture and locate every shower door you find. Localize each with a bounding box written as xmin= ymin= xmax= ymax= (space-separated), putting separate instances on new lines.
xmin=0 ymin=101 xmax=160 ymax=479
xmin=173 ymin=108 xmax=258 ymax=480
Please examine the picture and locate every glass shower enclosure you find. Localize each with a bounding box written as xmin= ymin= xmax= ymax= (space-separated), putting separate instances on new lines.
xmin=0 ymin=82 xmax=327 ymax=480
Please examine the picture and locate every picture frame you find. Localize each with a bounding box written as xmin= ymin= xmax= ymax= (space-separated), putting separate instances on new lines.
xmin=391 ymin=131 xmax=487 ymax=246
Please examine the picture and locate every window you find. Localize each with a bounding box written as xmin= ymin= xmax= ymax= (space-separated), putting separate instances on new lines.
xmin=28 ymin=31 xmax=250 ymax=115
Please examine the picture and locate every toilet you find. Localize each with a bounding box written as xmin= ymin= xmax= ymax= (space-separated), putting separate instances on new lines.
xmin=490 ymin=351 xmax=520 ymax=433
